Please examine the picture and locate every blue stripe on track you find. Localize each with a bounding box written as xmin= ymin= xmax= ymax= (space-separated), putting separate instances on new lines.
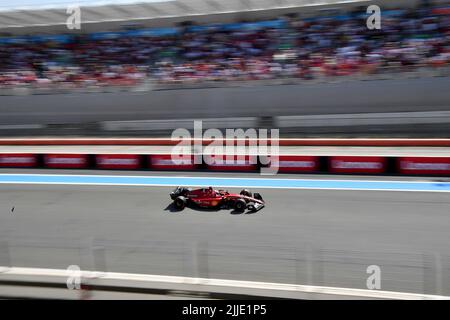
xmin=0 ymin=174 xmax=450 ymax=192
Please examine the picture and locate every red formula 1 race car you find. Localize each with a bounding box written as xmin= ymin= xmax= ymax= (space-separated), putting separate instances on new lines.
xmin=170 ymin=186 xmax=265 ymax=213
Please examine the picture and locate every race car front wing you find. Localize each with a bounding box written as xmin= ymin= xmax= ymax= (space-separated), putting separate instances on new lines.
xmin=247 ymin=202 xmax=265 ymax=212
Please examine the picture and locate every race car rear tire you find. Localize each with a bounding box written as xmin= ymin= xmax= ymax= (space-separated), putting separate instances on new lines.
xmin=174 ymin=196 xmax=187 ymax=211
xmin=240 ymin=189 xmax=252 ymax=197
xmin=234 ymin=199 xmax=247 ymax=212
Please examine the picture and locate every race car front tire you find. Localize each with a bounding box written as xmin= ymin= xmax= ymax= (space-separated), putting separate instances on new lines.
xmin=247 ymin=202 xmax=256 ymax=212
xmin=234 ymin=199 xmax=247 ymax=212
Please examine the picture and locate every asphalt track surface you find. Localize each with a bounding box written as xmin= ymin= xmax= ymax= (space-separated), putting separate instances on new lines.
xmin=1 ymin=170 xmax=450 ymax=296
xmin=1 ymin=77 xmax=450 ymax=125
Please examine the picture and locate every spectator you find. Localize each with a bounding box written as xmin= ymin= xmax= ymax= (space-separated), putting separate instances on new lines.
xmin=0 ymin=4 xmax=448 ymax=88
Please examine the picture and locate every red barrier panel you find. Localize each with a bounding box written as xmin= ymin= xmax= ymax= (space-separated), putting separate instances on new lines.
xmin=149 ymin=155 xmax=197 ymax=170
xmin=277 ymin=156 xmax=319 ymax=173
xmin=44 ymin=154 xmax=88 ymax=169
xmin=0 ymin=153 xmax=37 ymax=167
xmin=96 ymin=154 xmax=141 ymax=170
xmin=204 ymin=155 xmax=258 ymax=171
xmin=397 ymin=157 xmax=450 ymax=175
xmin=329 ymin=156 xmax=387 ymax=174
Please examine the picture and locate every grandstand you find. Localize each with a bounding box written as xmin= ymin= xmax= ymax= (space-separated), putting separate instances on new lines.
xmin=0 ymin=0 xmax=448 ymax=90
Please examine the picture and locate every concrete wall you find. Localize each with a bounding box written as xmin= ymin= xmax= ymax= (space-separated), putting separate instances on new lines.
xmin=1 ymin=77 xmax=449 ymax=127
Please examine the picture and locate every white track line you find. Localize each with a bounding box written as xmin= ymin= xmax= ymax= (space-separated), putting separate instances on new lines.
xmin=1 ymin=181 xmax=450 ymax=193
xmin=0 ymin=173 xmax=447 ymax=184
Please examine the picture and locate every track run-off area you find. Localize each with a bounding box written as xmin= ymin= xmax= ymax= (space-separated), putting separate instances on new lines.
xmin=1 ymin=170 xmax=450 ymax=297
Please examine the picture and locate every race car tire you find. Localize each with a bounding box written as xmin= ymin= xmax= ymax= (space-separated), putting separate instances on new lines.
xmin=174 ymin=196 xmax=187 ymax=211
xmin=247 ymin=202 xmax=256 ymax=212
xmin=253 ymin=193 xmax=263 ymax=201
xmin=234 ymin=199 xmax=247 ymax=212
xmin=240 ymin=189 xmax=252 ymax=197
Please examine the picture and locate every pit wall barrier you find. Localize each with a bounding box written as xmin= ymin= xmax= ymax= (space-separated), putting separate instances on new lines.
xmin=1 ymin=138 xmax=450 ymax=147
xmin=1 ymin=153 xmax=450 ymax=176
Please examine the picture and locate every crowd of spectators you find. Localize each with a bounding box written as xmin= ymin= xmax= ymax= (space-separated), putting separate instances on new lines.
xmin=0 ymin=4 xmax=449 ymax=88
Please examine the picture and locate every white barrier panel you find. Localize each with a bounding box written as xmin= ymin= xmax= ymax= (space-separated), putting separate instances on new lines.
xmin=101 ymin=117 xmax=258 ymax=131
xmin=0 ymin=266 xmax=448 ymax=300
xmin=0 ymin=124 xmax=44 ymax=130
xmin=276 ymin=111 xmax=450 ymax=128
xmin=101 ymin=111 xmax=450 ymax=133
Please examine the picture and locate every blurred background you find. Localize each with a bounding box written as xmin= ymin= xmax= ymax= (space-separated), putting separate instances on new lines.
xmin=0 ymin=0 xmax=449 ymax=137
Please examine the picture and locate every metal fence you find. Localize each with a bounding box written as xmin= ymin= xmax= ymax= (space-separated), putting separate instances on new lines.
xmin=0 ymin=237 xmax=448 ymax=297
xmin=1 ymin=66 xmax=449 ymax=96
